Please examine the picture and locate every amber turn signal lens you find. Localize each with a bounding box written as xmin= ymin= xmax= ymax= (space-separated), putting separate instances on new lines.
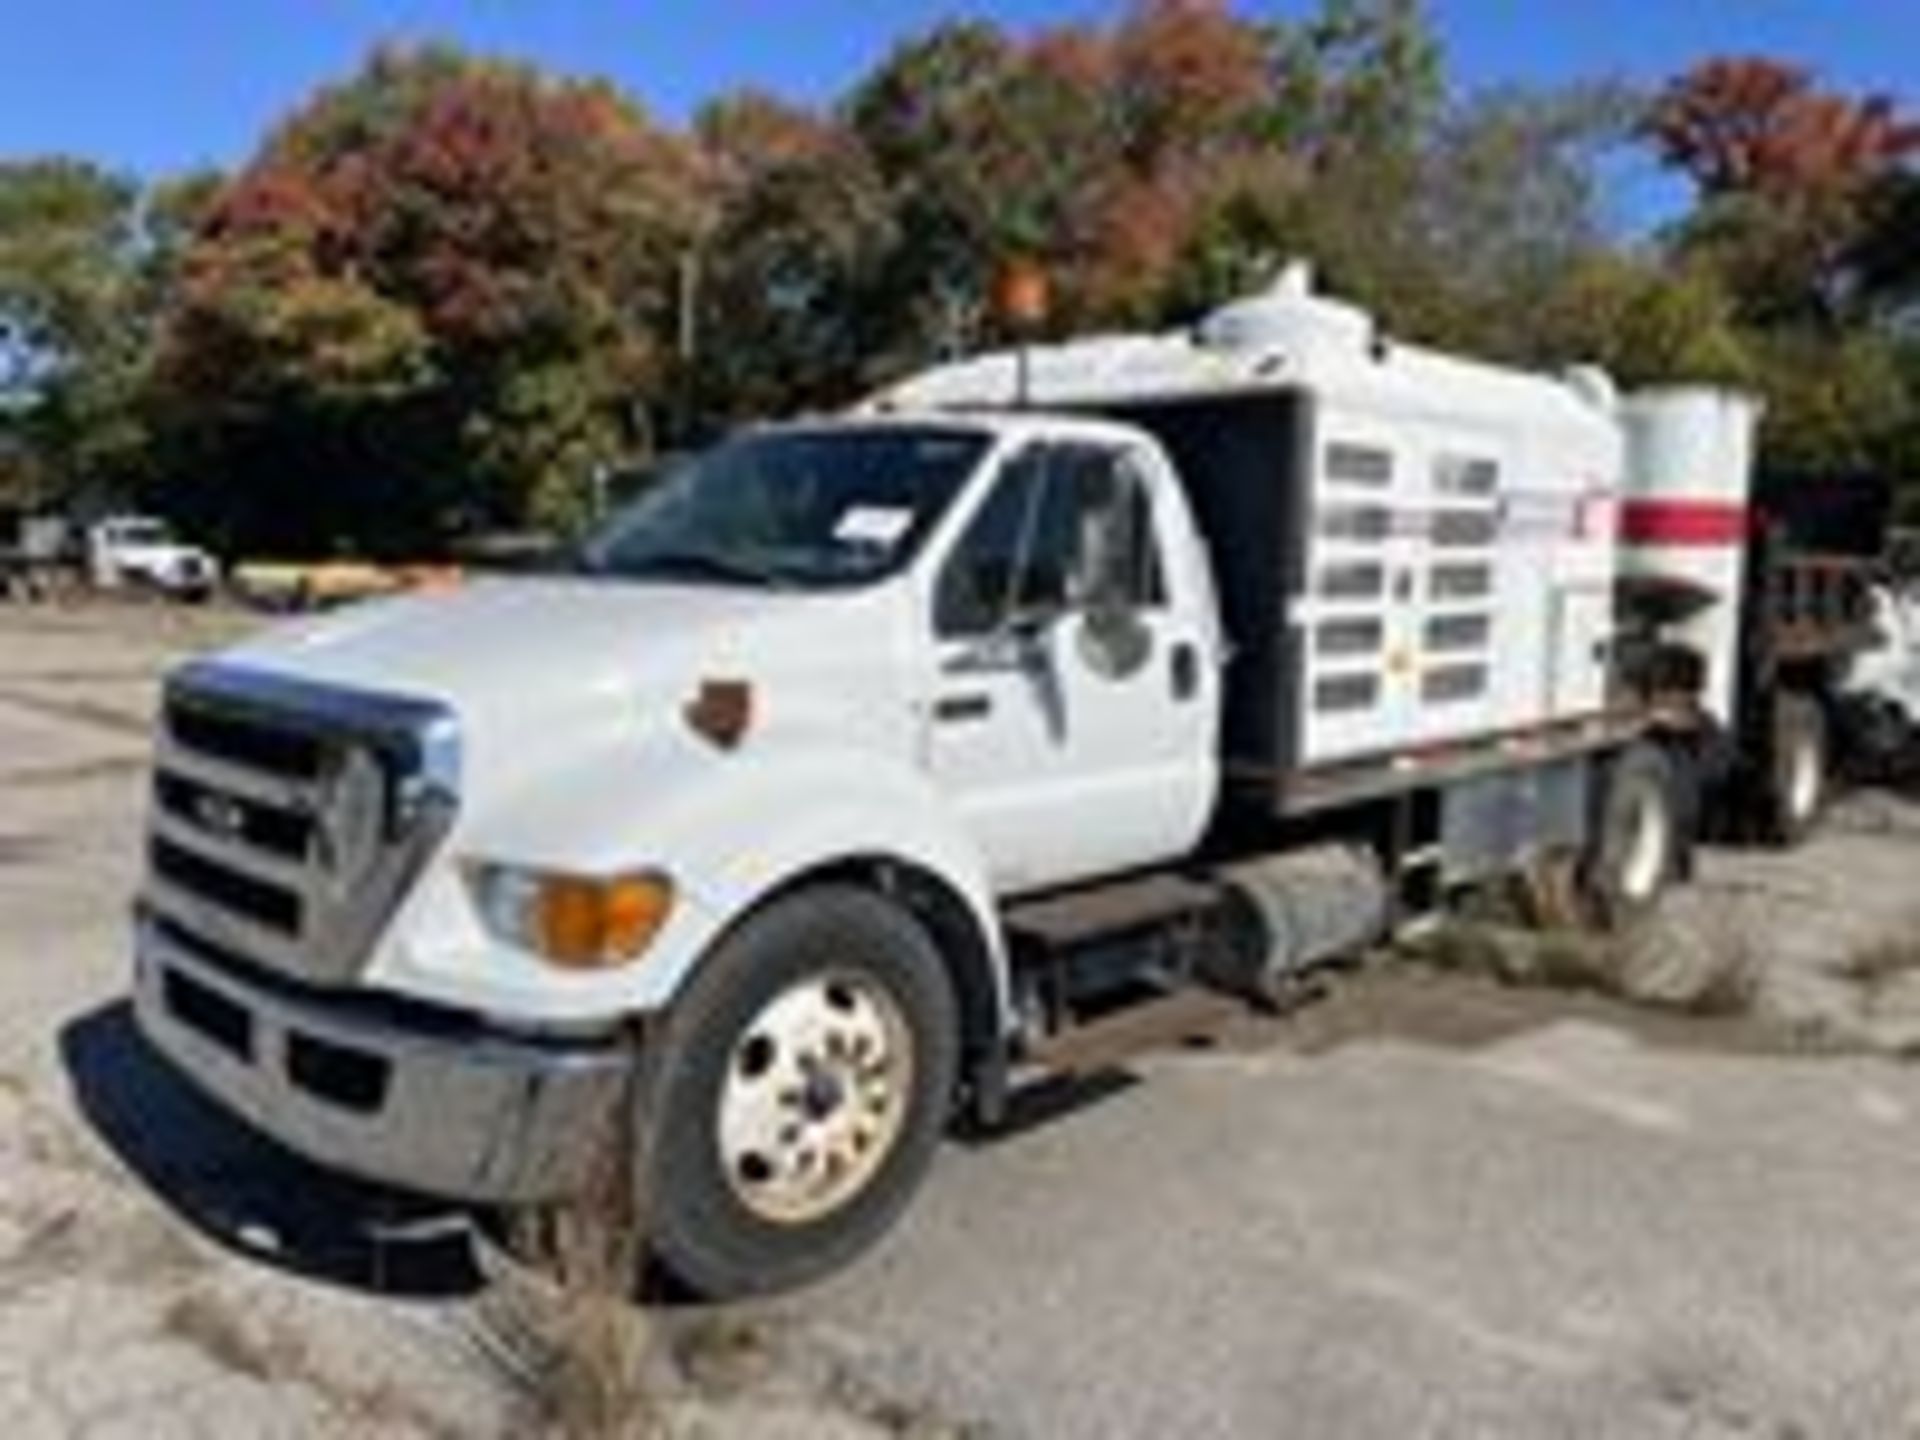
xmin=536 ymin=873 xmax=675 ymax=970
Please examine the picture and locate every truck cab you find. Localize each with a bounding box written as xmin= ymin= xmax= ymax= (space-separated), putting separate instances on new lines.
xmin=135 ymin=411 xmax=1228 ymax=1295
xmin=905 ymin=418 xmax=1223 ymax=892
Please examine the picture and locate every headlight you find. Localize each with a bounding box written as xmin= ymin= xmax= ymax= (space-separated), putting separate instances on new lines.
xmin=468 ymin=864 xmax=675 ymax=971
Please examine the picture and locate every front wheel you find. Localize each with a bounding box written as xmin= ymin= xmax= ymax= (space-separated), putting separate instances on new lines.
xmin=641 ymin=885 xmax=958 ymax=1299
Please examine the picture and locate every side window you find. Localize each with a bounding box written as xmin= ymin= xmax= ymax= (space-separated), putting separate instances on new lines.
xmin=935 ymin=448 xmax=1051 ymax=638
xmin=934 ymin=444 xmax=1166 ymax=639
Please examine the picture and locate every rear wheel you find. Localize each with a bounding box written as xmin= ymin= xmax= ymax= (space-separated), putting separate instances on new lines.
xmin=1759 ymin=692 xmax=1828 ymax=846
xmin=1579 ymin=742 xmax=1680 ymax=931
xmin=642 ymin=885 xmax=958 ymax=1299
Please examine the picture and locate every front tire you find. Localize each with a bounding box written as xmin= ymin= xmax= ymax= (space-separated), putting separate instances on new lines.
xmin=642 ymin=885 xmax=958 ymax=1300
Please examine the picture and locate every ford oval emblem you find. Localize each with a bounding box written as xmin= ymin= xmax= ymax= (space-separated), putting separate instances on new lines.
xmin=193 ymin=791 xmax=248 ymax=840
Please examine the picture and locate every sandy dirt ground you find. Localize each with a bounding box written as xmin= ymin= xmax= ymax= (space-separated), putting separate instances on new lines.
xmin=7 ymin=600 xmax=1920 ymax=1439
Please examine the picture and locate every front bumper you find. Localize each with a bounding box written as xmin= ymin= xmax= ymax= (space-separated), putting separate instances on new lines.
xmin=133 ymin=916 xmax=631 ymax=1204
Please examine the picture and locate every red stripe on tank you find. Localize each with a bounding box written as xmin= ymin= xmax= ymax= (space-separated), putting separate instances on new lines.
xmin=1618 ymin=498 xmax=1749 ymax=547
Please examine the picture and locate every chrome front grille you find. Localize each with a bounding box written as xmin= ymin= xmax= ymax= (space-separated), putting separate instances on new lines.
xmin=143 ymin=662 xmax=461 ymax=985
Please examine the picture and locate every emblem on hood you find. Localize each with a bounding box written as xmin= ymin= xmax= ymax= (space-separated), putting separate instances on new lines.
xmin=684 ymin=679 xmax=755 ymax=750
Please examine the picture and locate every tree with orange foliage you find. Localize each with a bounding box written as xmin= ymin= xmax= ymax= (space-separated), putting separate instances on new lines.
xmin=1647 ymin=57 xmax=1920 ymax=482
xmin=692 ymin=92 xmax=898 ymax=425
xmin=1648 ymin=57 xmax=1920 ymax=325
xmin=1111 ymin=0 xmax=1271 ymax=168
xmin=1648 ymin=57 xmax=1920 ymax=200
xmin=159 ymin=45 xmax=710 ymax=548
xmin=845 ymin=2 xmax=1313 ymax=342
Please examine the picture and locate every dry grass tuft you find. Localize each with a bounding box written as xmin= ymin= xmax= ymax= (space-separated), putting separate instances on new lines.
xmin=1407 ymin=889 xmax=1767 ymax=1021
xmin=162 ymin=1285 xmax=467 ymax=1436
xmin=1836 ymin=938 xmax=1920 ymax=988
xmin=1630 ymin=904 xmax=1767 ymax=1018
xmin=1401 ymin=920 xmax=1506 ymax=978
xmin=161 ymin=1288 xmax=305 ymax=1383
xmin=1405 ymin=917 xmax=1615 ymax=994
xmin=472 ymin=1040 xmax=664 ymax=1438
xmin=671 ymin=1314 xmax=779 ymax=1399
xmin=818 ymin=1358 xmax=984 ymax=1440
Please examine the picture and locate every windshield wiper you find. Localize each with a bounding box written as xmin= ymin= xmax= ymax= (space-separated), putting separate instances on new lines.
xmin=615 ymin=548 xmax=793 ymax=590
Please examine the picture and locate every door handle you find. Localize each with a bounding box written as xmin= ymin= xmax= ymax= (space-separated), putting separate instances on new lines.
xmin=934 ymin=692 xmax=993 ymax=723
xmin=1171 ymin=641 xmax=1200 ymax=701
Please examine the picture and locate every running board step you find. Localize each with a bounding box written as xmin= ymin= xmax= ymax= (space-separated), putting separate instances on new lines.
xmin=1005 ymin=873 xmax=1218 ymax=949
xmin=1022 ymin=987 xmax=1246 ymax=1076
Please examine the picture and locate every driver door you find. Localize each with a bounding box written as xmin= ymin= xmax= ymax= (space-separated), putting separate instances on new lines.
xmin=922 ymin=440 xmax=1214 ymax=895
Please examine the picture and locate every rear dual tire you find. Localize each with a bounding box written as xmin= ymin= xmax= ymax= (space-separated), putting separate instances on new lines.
xmin=1576 ymin=741 xmax=1682 ymax=932
xmin=1758 ymin=692 xmax=1828 ymax=847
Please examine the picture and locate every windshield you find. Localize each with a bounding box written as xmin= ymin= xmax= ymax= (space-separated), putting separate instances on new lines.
xmin=114 ymin=520 xmax=170 ymax=545
xmin=583 ymin=426 xmax=989 ymax=590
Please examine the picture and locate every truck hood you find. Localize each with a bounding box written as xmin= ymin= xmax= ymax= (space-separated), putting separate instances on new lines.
xmin=216 ymin=577 xmax=906 ymax=775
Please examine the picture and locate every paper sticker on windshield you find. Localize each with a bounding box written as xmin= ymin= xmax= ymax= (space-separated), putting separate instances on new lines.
xmin=834 ymin=505 xmax=915 ymax=548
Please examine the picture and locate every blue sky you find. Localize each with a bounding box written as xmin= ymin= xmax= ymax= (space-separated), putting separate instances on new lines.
xmin=2 ymin=0 xmax=1915 ymax=182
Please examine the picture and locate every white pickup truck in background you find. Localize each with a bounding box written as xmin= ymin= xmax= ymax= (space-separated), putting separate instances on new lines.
xmin=127 ymin=267 xmax=1918 ymax=1299
xmin=1843 ymin=579 xmax=1920 ymax=764
xmin=88 ymin=514 xmax=219 ymax=601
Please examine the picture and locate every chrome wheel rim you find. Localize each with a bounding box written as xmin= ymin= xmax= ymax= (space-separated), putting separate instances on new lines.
xmin=717 ymin=971 xmax=914 ymax=1226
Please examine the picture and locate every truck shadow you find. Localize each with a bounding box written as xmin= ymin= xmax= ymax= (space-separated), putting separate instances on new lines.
xmin=58 ymin=1000 xmax=487 ymax=1300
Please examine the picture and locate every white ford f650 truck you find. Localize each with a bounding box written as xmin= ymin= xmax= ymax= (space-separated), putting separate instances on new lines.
xmin=132 ymin=267 xmax=1862 ymax=1297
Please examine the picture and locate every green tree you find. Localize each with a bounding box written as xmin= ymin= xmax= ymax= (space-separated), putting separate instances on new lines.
xmin=690 ymin=96 xmax=899 ymax=426
xmin=1748 ymin=327 xmax=1911 ymax=475
xmin=0 ymin=159 xmax=146 ymax=498
xmin=1642 ymin=57 xmax=1920 ymax=480
xmin=846 ymin=21 xmax=1027 ymax=357
xmin=1271 ymin=0 xmax=1443 ymax=166
xmin=847 ymin=19 xmax=1148 ymax=350
xmin=1530 ymin=253 xmax=1753 ymax=386
xmin=1415 ymin=83 xmax=1645 ymax=358
xmin=158 ymin=45 xmax=711 ymax=550
xmin=1074 ymin=0 xmax=1285 ymax=325
xmin=1235 ymin=0 xmax=1453 ymax=340
xmin=0 ymin=160 xmax=135 ymax=396
xmin=1648 ymin=57 xmax=1920 ymax=326
xmin=845 ymin=1 xmax=1307 ymax=342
